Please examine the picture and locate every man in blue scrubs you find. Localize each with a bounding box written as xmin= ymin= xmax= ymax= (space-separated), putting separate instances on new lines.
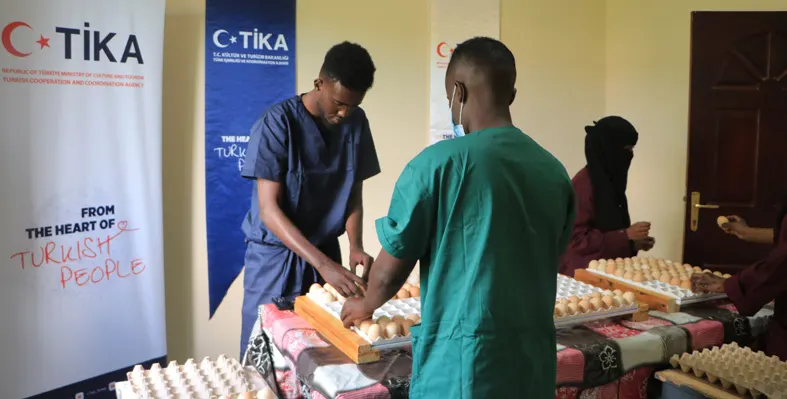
xmin=240 ymin=42 xmax=380 ymax=354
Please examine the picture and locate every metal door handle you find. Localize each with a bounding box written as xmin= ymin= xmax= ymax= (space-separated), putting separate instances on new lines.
xmin=690 ymin=192 xmax=719 ymax=231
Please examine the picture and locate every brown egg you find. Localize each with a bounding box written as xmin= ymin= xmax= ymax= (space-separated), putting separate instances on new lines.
xmin=588 ymin=260 xmax=600 ymax=269
xmin=578 ymin=300 xmax=591 ymax=313
xmin=402 ymin=283 xmax=412 ymax=291
xmin=623 ymin=292 xmax=636 ymax=304
xmin=713 ymin=271 xmax=723 ymax=277
xmin=603 ymin=290 xmax=614 ymax=297
xmin=633 ymin=272 xmax=644 ymax=282
xmin=392 ymin=315 xmax=405 ymax=323
xmin=581 ymin=295 xmax=592 ymax=302
xmin=405 ymin=314 xmax=421 ymax=323
xmin=703 ymin=269 xmax=712 ymax=274
xmin=385 ymin=322 xmax=401 ymax=338
xmin=567 ymin=303 xmax=579 ymax=315
xmin=554 ymin=305 xmax=565 ymax=317
xmin=613 ymin=296 xmax=625 ymax=307
xmin=614 ymin=269 xmax=626 ymax=277
xmin=659 ymin=273 xmax=671 ymax=283
xmin=367 ymin=324 xmax=382 ymax=341
xmin=605 ymin=264 xmax=617 ymax=274
xmin=613 ymin=289 xmax=623 ymax=296
xmin=693 ymin=266 xmax=702 ymax=272
xmin=590 ymin=291 xmax=603 ymax=299
xmin=601 ymin=295 xmax=615 ymax=308
xmin=396 ymin=289 xmax=411 ymax=299
xmin=623 ymin=271 xmax=634 ymax=280
xmin=722 ymin=274 xmax=731 ymax=279
xmin=670 ymin=277 xmax=681 ymax=286
xmin=376 ymin=316 xmax=391 ymax=328
xmin=590 ymin=298 xmax=603 ymax=311
xmin=568 ymin=296 xmax=580 ymax=303
xmin=401 ymin=319 xmax=414 ymax=336
xmin=557 ymin=297 xmax=568 ymax=305
xmin=680 ymin=279 xmax=692 ymax=290
xmin=409 ymin=286 xmax=421 ymax=297
xmin=359 ymin=320 xmax=374 ymax=334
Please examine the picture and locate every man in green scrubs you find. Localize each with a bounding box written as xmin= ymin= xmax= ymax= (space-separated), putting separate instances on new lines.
xmin=341 ymin=37 xmax=575 ymax=398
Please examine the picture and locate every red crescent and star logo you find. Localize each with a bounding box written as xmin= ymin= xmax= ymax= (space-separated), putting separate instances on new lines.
xmin=1 ymin=21 xmax=51 ymax=58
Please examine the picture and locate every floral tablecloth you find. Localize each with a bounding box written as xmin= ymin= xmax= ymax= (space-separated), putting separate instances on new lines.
xmin=244 ymin=301 xmax=773 ymax=399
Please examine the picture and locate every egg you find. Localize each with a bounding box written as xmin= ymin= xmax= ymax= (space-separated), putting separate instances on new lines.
xmin=402 ymin=283 xmax=412 ymax=291
xmin=713 ymin=271 xmax=723 ymax=277
xmin=590 ymin=291 xmax=602 ymax=299
xmin=359 ymin=320 xmax=374 ymax=334
xmin=623 ymin=271 xmax=634 ymax=280
xmin=320 ymin=291 xmax=336 ymax=303
xmin=557 ymin=297 xmax=568 ymax=305
xmin=566 ymin=303 xmax=579 ymax=315
xmin=406 ymin=314 xmax=421 ymax=323
xmin=324 ymin=284 xmax=336 ymax=295
xmin=376 ymin=316 xmax=391 ymax=328
xmin=680 ymin=279 xmax=692 ymax=290
xmin=401 ymin=320 xmax=414 ymax=336
xmin=385 ymin=322 xmax=401 ymax=339
xmin=614 ymin=269 xmax=626 ymax=277
xmin=367 ymin=324 xmax=382 ymax=341
xmin=613 ymin=296 xmax=625 ymax=307
xmin=703 ymin=269 xmax=712 ymax=274
xmin=722 ymin=274 xmax=731 ymax=279
xmin=581 ymin=295 xmax=593 ymax=302
xmin=588 ymin=260 xmax=599 ymax=269
xmin=309 ymin=283 xmax=323 ymax=294
xmin=554 ymin=305 xmax=565 ymax=317
xmin=311 ymin=287 xmax=326 ymax=296
xmin=590 ymin=298 xmax=603 ymax=311
xmin=670 ymin=277 xmax=681 ymax=286
xmin=633 ymin=272 xmax=644 ymax=282
xmin=659 ymin=273 xmax=671 ymax=283
xmin=603 ymin=290 xmax=614 ymax=297
xmin=396 ymin=289 xmax=411 ymax=299
xmin=601 ymin=295 xmax=615 ymax=308
xmin=613 ymin=289 xmax=623 ymax=296
xmin=409 ymin=286 xmax=421 ymax=297
xmin=605 ymin=264 xmax=617 ymax=274
xmin=693 ymin=266 xmax=702 ymax=272
xmin=578 ymin=300 xmax=591 ymax=313
xmin=598 ymin=259 xmax=607 ymax=265
xmin=622 ymin=292 xmax=636 ymax=304
xmin=717 ymin=215 xmax=729 ymax=227
xmin=392 ymin=315 xmax=405 ymax=323
xmin=568 ymin=296 xmax=580 ymax=303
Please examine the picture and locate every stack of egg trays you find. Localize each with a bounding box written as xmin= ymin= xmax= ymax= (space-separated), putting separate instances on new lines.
xmin=670 ymin=342 xmax=787 ymax=398
xmin=320 ymin=298 xmax=421 ymax=349
xmin=554 ymin=274 xmax=638 ymax=327
xmin=556 ymin=274 xmax=602 ymax=299
xmin=125 ymin=356 xmax=260 ymax=399
xmin=586 ymin=268 xmax=727 ymax=304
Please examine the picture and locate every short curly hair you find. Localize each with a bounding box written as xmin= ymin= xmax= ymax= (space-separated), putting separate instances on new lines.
xmin=319 ymin=41 xmax=376 ymax=93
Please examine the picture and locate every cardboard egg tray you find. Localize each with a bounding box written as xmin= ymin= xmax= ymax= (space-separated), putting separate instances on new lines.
xmin=669 ymin=342 xmax=787 ymax=398
xmin=309 ymin=293 xmax=421 ymax=349
xmin=117 ymin=355 xmax=269 ymax=399
xmin=554 ymin=275 xmax=644 ymax=327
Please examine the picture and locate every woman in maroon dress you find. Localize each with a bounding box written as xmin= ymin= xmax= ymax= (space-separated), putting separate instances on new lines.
xmin=559 ymin=116 xmax=654 ymax=276
xmin=691 ymin=203 xmax=787 ymax=361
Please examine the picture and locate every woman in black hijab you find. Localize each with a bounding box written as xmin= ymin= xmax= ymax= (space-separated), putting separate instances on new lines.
xmin=559 ymin=116 xmax=654 ymax=276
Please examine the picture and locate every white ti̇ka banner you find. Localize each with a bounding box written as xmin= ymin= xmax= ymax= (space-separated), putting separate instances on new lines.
xmin=429 ymin=0 xmax=500 ymax=144
xmin=0 ymin=1 xmax=166 ymax=398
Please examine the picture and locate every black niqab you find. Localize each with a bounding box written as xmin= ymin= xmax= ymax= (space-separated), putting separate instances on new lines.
xmin=585 ymin=116 xmax=639 ymax=232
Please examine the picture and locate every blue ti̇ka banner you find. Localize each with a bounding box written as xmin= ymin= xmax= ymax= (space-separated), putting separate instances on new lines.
xmin=205 ymin=0 xmax=296 ymax=316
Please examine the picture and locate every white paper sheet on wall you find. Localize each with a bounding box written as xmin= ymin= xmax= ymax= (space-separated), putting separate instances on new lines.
xmin=429 ymin=0 xmax=500 ymax=145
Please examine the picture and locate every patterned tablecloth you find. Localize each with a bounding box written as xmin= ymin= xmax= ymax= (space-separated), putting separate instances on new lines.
xmin=244 ymin=301 xmax=774 ymax=399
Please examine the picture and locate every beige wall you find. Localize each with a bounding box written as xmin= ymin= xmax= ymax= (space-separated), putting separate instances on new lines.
xmin=605 ymin=0 xmax=787 ymax=262
xmin=161 ymin=0 xmax=785 ymax=361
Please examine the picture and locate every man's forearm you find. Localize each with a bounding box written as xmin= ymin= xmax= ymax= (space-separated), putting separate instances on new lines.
xmin=362 ymin=249 xmax=417 ymax=312
xmin=345 ymin=184 xmax=364 ymax=250
xmin=260 ymin=204 xmax=335 ymax=270
xmin=743 ymin=227 xmax=774 ymax=244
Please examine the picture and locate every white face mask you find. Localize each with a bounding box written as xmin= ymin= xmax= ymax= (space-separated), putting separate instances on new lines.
xmin=449 ymin=85 xmax=466 ymax=138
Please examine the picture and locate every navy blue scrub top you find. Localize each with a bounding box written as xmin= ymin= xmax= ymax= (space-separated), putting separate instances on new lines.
xmin=241 ymin=95 xmax=381 ymax=247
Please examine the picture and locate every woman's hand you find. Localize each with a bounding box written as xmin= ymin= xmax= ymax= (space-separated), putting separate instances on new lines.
xmin=690 ymin=272 xmax=726 ymax=294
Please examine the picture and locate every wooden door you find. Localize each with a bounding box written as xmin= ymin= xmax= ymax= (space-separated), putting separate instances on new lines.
xmin=683 ymin=11 xmax=787 ymax=273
